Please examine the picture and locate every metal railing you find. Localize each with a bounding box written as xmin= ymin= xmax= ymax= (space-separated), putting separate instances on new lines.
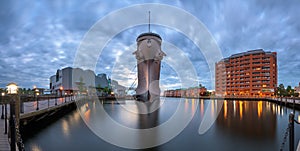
xmin=280 ymin=113 xmax=300 ymax=151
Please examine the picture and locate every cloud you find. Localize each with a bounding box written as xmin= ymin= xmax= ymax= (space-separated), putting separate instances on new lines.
xmin=0 ymin=0 xmax=299 ymax=90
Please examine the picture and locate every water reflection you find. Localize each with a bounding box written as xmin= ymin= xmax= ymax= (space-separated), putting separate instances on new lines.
xmin=31 ymin=144 xmax=42 ymax=151
xmin=61 ymin=119 xmax=70 ymax=138
xmin=257 ymin=101 xmax=262 ymax=118
xmin=217 ymin=100 xmax=276 ymax=139
xmin=239 ymin=101 xmax=243 ymax=119
xmin=200 ymin=99 xmax=204 ymax=117
xmin=24 ymin=98 xmax=300 ymax=151
xmin=224 ymin=101 xmax=227 ymax=119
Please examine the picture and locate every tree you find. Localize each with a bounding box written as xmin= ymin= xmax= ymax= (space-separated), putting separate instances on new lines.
xmin=286 ymin=85 xmax=294 ymax=97
xmin=76 ymin=77 xmax=86 ymax=95
xmin=103 ymin=87 xmax=112 ymax=96
xmin=277 ymin=84 xmax=286 ymax=96
xmin=0 ymin=88 xmax=4 ymax=94
xmin=96 ymin=84 xmax=104 ymax=96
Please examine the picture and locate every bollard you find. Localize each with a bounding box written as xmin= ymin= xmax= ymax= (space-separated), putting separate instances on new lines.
xmin=289 ymin=113 xmax=294 ymax=151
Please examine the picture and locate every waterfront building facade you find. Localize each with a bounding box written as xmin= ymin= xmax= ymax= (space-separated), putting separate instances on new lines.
xmin=49 ymin=67 xmax=95 ymax=95
xmin=49 ymin=67 xmax=125 ymax=96
xmin=164 ymin=86 xmax=207 ymax=97
xmin=294 ymin=82 xmax=300 ymax=97
xmin=215 ymin=49 xmax=277 ymax=97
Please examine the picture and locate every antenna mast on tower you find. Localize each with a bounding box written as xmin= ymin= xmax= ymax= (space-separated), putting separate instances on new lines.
xmin=148 ymin=11 xmax=151 ymax=33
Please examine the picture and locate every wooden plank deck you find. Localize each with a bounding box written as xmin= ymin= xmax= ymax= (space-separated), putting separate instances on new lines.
xmin=0 ymin=118 xmax=10 ymax=151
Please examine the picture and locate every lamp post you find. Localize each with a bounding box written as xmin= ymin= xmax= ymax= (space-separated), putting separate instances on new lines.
xmin=7 ymin=82 xmax=18 ymax=151
xmin=34 ymin=87 xmax=39 ymax=110
xmin=64 ymin=92 xmax=67 ymax=103
xmin=60 ymin=86 xmax=63 ymax=103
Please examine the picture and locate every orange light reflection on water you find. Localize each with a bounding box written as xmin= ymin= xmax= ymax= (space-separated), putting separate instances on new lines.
xmin=224 ymin=101 xmax=227 ymax=119
xmin=191 ymin=99 xmax=195 ymax=113
xmin=257 ymin=101 xmax=263 ymax=118
xmin=239 ymin=101 xmax=243 ymax=119
xmin=257 ymin=101 xmax=262 ymax=118
xmin=84 ymin=103 xmax=91 ymax=123
xmin=62 ymin=119 xmax=70 ymax=138
xmin=200 ymin=99 xmax=204 ymax=117
xmin=184 ymin=99 xmax=188 ymax=113
xmin=211 ymin=100 xmax=215 ymax=117
xmin=233 ymin=101 xmax=236 ymax=117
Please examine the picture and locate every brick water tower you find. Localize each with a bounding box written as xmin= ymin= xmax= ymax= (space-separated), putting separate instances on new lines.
xmin=133 ymin=12 xmax=166 ymax=101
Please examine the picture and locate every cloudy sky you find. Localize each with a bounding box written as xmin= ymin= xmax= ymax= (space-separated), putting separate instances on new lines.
xmin=0 ymin=0 xmax=299 ymax=90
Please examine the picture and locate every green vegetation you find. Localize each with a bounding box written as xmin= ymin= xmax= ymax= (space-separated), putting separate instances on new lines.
xmin=276 ymin=84 xmax=297 ymax=97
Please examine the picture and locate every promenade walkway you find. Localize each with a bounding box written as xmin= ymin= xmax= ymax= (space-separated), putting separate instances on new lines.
xmin=0 ymin=96 xmax=75 ymax=151
xmin=0 ymin=117 xmax=9 ymax=151
xmin=21 ymin=96 xmax=73 ymax=114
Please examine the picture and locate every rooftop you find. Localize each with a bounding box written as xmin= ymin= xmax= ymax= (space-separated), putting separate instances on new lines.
xmin=136 ymin=32 xmax=162 ymax=41
xmin=218 ymin=49 xmax=275 ymax=62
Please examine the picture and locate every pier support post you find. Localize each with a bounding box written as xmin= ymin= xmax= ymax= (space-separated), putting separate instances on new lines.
xmin=1 ymin=104 xmax=3 ymax=119
xmin=55 ymin=96 xmax=57 ymax=105
xmin=4 ymin=104 xmax=7 ymax=134
xmin=292 ymin=96 xmax=295 ymax=113
xmin=9 ymin=98 xmax=16 ymax=151
xmin=36 ymin=96 xmax=39 ymax=110
xmin=20 ymin=100 xmax=24 ymax=114
xmin=15 ymin=95 xmax=20 ymax=127
xmin=289 ymin=113 xmax=294 ymax=151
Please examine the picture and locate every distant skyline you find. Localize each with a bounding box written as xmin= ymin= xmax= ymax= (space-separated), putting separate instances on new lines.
xmin=0 ymin=1 xmax=300 ymax=90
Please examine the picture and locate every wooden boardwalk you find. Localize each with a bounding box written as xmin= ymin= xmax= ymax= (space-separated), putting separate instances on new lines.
xmin=0 ymin=96 xmax=77 ymax=151
xmin=0 ymin=118 xmax=10 ymax=151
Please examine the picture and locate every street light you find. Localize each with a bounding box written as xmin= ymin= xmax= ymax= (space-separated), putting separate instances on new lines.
xmin=34 ymin=87 xmax=39 ymax=110
xmin=60 ymin=86 xmax=63 ymax=96
xmin=6 ymin=82 xmax=18 ymax=151
xmin=64 ymin=92 xmax=67 ymax=103
xmin=60 ymin=86 xmax=63 ymax=103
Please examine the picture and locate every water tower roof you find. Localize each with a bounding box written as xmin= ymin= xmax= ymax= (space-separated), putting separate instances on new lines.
xmin=136 ymin=32 xmax=161 ymax=41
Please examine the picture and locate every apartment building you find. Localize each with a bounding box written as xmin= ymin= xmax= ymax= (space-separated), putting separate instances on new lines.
xmin=215 ymin=49 xmax=277 ymax=97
